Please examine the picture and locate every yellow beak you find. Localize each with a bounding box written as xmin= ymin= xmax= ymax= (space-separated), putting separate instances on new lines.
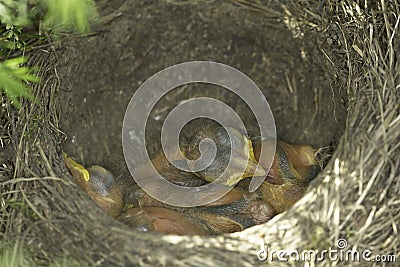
xmin=225 ymin=138 xmax=266 ymax=186
xmin=63 ymin=152 xmax=90 ymax=182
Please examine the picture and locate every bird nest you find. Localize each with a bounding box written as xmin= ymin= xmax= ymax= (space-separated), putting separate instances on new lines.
xmin=1 ymin=0 xmax=399 ymax=266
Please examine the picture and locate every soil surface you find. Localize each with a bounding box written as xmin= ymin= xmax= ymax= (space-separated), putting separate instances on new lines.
xmin=57 ymin=0 xmax=347 ymax=177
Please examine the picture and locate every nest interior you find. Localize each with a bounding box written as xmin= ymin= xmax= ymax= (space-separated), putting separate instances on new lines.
xmin=0 ymin=0 xmax=399 ymax=266
xmin=58 ymin=0 xmax=346 ymax=173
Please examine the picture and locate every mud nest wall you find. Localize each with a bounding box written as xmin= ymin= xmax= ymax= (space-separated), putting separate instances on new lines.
xmin=1 ymin=0 xmax=399 ymax=266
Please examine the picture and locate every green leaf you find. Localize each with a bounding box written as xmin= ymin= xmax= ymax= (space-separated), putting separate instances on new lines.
xmin=42 ymin=0 xmax=98 ymax=33
xmin=0 ymin=56 xmax=40 ymax=109
xmin=3 ymin=56 xmax=26 ymax=68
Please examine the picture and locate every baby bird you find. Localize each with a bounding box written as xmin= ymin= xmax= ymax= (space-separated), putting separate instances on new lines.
xmin=179 ymin=119 xmax=266 ymax=186
xmin=130 ymin=119 xmax=266 ymax=189
xmin=117 ymin=207 xmax=210 ymax=235
xmin=247 ymin=139 xmax=319 ymax=213
xmin=63 ymin=153 xmax=124 ymax=218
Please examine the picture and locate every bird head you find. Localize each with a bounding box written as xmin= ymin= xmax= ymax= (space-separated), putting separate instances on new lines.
xmin=180 ymin=121 xmax=266 ymax=186
xmin=63 ymin=153 xmax=123 ymax=217
xmin=253 ymin=140 xmax=319 ymax=187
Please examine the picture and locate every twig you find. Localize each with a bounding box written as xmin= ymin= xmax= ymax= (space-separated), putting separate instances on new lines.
xmin=36 ymin=142 xmax=56 ymax=177
xmin=0 ymin=176 xmax=64 ymax=186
